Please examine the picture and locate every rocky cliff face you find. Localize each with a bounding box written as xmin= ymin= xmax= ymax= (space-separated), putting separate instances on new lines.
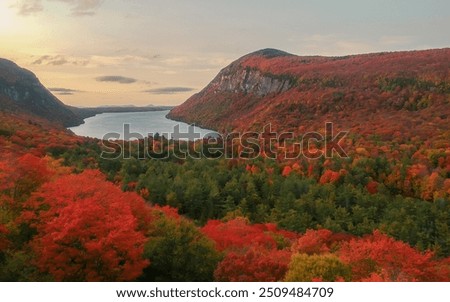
xmin=211 ymin=64 xmax=294 ymax=97
xmin=168 ymin=49 xmax=301 ymax=130
xmin=0 ymin=59 xmax=83 ymax=127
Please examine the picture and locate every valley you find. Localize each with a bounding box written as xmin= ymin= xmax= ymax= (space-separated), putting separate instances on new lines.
xmin=0 ymin=49 xmax=449 ymax=282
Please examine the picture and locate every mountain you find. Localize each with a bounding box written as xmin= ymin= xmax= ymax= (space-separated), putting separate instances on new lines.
xmin=168 ymin=48 xmax=450 ymax=138
xmin=0 ymin=58 xmax=83 ymax=127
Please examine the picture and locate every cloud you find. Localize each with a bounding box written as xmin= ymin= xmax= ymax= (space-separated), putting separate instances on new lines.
xmin=143 ymin=87 xmax=196 ymax=95
xmin=143 ymin=80 xmax=158 ymax=86
xmin=49 ymin=87 xmax=82 ymax=95
xmin=48 ymin=58 xmax=68 ymax=66
xmin=31 ymin=54 xmax=154 ymax=69
xmin=14 ymin=0 xmax=103 ymax=16
xmin=96 ymin=75 xmax=137 ymax=84
xmin=13 ymin=0 xmax=44 ymax=16
xmin=32 ymin=55 xmax=89 ymax=66
xmin=50 ymin=0 xmax=104 ymax=16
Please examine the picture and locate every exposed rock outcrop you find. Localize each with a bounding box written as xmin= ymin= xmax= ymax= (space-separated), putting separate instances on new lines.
xmin=211 ymin=67 xmax=293 ymax=97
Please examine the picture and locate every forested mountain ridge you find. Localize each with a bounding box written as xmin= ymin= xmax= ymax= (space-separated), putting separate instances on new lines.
xmin=168 ymin=48 xmax=450 ymax=138
xmin=0 ymin=58 xmax=84 ymax=127
xmin=0 ymin=59 xmax=172 ymax=127
xmin=1 ymin=49 xmax=449 ymax=282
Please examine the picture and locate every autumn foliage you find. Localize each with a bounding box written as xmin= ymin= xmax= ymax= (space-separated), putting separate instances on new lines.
xmin=201 ymin=218 xmax=297 ymax=281
xmin=339 ymin=231 xmax=449 ymax=281
xmin=1 ymin=46 xmax=449 ymax=282
xmin=214 ymin=247 xmax=291 ymax=282
xmin=292 ymin=229 xmax=353 ymax=255
xmin=0 ymin=224 xmax=10 ymax=251
xmin=285 ymin=253 xmax=351 ymax=282
xmin=22 ymin=170 xmax=150 ymax=281
xmin=201 ymin=218 xmax=297 ymax=251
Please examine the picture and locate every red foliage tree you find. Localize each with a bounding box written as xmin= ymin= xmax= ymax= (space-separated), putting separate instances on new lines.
xmin=282 ymin=166 xmax=293 ymax=177
xmin=339 ymin=230 xmax=449 ymax=281
xmin=203 ymin=218 xmax=297 ymax=281
xmin=0 ymin=224 xmax=10 ymax=251
xmin=151 ymin=205 xmax=181 ymax=220
xmin=307 ymin=164 xmax=315 ymax=177
xmin=246 ymin=164 xmax=260 ymax=174
xmin=292 ymin=229 xmax=353 ymax=255
xmin=319 ymin=170 xmax=341 ymax=184
xmin=214 ymin=247 xmax=291 ymax=282
xmin=366 ymin=181 xmax=379 ymax=194
xmin=23 ymin=170 xmax=150 ymax=281
xmin=0 ymin=161 xmax=14 ymax=192
xmin=0 ymin=153 xmax=69 ymax=200
xmin=201 ymin=218 xmax=296 ymax=251
xmin=293 ymin=229 xmax=333 ymax=254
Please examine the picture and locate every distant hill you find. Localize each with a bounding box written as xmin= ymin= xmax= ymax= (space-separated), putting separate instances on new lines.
xmin=168 ymin=48 xmax=450 ymax=139
xmin=71 ymin=105 xmax=174 ymax=120
xmin=0 ymin=58 xmax=83 ymax=127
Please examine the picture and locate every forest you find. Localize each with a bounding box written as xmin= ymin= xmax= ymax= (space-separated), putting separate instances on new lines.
xmin=0 ymin=109 xmax=449 ymax=282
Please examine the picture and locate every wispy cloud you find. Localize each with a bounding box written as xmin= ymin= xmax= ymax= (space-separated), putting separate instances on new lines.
xmin=32 ymin=55 xmax=89 ymax=66
xmin=49 ymin=87 xmax=82 ymax=95
xmin=50 ymin=0 xmax=104 ymax=16
xmin=96 ymin=75 xmax=137 ymax=84
xmin=13 ymin=0 xmax=44 ymax=16
xmin=14 ymin=0 xmax=103 ymax=16
xmin=143 ymin=87 xmax=196 ymax=95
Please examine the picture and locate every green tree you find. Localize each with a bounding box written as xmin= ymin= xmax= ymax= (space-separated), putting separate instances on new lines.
xmin=285 ymin=253 xmax=352 ymax=281
xmin=141 ymin=211 xmax=222 ymax=281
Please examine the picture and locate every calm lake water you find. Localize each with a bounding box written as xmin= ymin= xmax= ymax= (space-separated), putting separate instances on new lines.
xmin=68 ymin=110 xmax=217 ymax=140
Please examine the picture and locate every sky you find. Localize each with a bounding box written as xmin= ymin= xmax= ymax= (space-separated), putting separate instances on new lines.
xmin=0 ymin=0 xmax=449 ymax=107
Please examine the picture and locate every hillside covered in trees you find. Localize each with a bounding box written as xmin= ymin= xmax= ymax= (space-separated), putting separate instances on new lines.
xmin=0 ymin=48 xmax=449 ymax=281
xmin=168 ymin=48 xmax=450 ymax=136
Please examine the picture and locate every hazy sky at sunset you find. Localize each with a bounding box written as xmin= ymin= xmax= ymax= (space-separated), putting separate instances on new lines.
xmin=1 ymin=0 xmax=449 ymax=107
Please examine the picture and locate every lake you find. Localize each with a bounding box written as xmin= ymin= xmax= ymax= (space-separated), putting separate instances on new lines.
xmin=68 ymin=110 xmax=217 ymax=140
